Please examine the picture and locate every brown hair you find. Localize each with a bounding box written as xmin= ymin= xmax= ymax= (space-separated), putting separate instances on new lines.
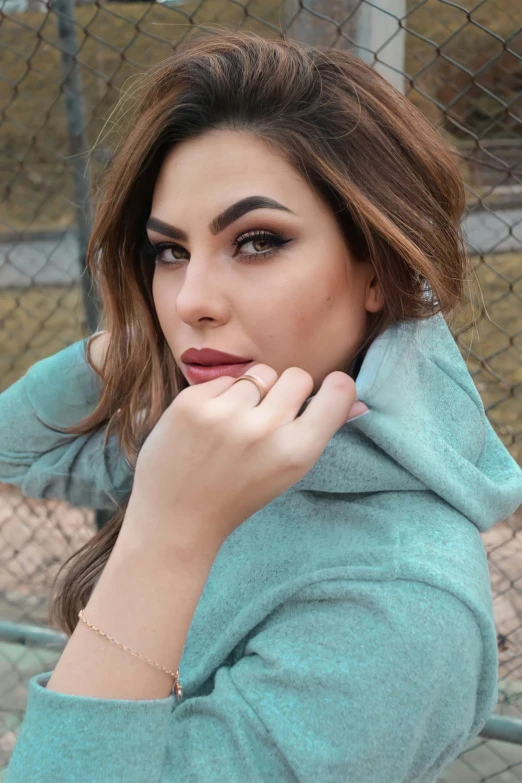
xmin=49 ymin=30 xmax=472 ymax=634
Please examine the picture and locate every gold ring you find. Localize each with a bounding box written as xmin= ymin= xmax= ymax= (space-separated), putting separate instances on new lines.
xmin=231 ymin=373 xmax=268 ymax=404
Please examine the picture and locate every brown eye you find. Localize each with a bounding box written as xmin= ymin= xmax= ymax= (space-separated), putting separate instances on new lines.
xmin=147 ymin=242 xmax=188 ymax=267
xmin=234 ymin=230 xmax=292 ymax=262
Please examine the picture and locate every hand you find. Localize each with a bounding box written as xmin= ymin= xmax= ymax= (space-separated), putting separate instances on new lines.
xmin=120 ymin=365 xmax=366 ymax=555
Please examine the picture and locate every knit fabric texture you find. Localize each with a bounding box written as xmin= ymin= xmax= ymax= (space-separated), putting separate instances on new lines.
xmin=2 ymin=312 xmax=522 ymax=783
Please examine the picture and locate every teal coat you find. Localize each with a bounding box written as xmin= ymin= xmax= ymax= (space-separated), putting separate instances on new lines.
xmin=2 ymin=312 xmax=522 ymax=783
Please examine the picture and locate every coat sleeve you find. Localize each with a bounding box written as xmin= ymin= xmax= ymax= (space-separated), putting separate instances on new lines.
xmin=3 ymin=578 xmax=494 ymax=783
xmin=0 ymin=338 xmax=133 ymax=510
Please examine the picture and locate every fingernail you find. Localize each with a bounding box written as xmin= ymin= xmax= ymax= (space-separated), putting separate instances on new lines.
xmin=346 ymin=401 xmax=370 ymax=422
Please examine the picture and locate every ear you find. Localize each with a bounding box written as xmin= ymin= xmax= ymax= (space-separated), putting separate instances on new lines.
xmin=365 ymin=269 xmax=385 ymax=314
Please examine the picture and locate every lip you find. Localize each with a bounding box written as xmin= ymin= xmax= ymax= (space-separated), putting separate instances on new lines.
xmin=183 ymin=361 xmax=255 ymax=384
xmin=181 ymin=347 xmax=252 ymax=365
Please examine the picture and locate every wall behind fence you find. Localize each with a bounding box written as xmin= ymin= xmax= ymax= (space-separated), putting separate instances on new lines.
xmin=0 ymin=1 xmax=521 ymax=780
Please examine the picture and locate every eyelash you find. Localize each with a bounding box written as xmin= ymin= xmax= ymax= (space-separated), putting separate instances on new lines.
xmin=144 ymin=229 xmax=292 ymax=268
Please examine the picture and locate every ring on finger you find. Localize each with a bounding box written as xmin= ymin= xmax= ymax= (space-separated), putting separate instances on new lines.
xmin=230 ymin=373 xmax=269 ymax=405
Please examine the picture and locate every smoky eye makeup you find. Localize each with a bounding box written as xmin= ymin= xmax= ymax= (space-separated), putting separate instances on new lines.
xmin=142 ymin=224 xmax=295 ymax=267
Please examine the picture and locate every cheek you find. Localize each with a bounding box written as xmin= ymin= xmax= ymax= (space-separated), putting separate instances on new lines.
xmin=152 ymin=272 xmax=172 ymax=330
xmin=256 ymin=282 xmax=333 ymax=368
xmin=288 ymin=270 xmax=366 ymax=376
xmin=289 ymin=268 xmax=354 ymax=336
xmin=151 ymin=270 xmax=160 ymax=307
xmin=151 ymin=274 xmax=183 ymax=352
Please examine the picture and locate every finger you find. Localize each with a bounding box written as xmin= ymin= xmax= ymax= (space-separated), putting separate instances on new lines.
xmin=214 ymin=364 xmax=279 ymax=410
xmin=180 ymin=374 xmax=239 ymax=400
xmin=252 ymin=367 xmax=314 ymax=426
xmin=289 ymin=371 xmax=358 ymax=455
xmin=346 ymin=400 xmax=370 ymax=420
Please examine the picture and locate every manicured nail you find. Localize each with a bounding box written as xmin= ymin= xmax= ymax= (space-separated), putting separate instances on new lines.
xmin=346 ymin=401 xmax=370 ymax=421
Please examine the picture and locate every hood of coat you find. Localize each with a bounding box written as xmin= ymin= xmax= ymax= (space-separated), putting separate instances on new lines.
xmin=294 ymin=312 xmax=522 ymax=532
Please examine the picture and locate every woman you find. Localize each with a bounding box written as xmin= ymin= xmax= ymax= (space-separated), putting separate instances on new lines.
xmin=2 ymin=30 xmax=522 ymax=783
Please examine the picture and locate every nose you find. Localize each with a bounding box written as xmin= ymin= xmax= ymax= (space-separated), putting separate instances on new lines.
xmin=174 ymin=254 xmax=229 ymax=325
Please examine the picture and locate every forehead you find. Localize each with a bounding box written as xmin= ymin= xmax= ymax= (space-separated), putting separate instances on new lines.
xmin=151 ymin=130 xmax=322 ymax=216
xmin=161 ymin=129 xmax=290 ymax=171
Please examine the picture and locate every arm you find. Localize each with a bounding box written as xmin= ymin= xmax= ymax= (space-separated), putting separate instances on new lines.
xmin=0 ymin=333 xmax=133 ymax=510
xmin=46 ymin=517 xmax=220 ymax=702
xmin=4 ymin=566 xmax=492 ymax=783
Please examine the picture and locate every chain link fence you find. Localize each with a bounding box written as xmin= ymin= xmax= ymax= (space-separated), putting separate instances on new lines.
xmin=0 ymin=0 xmax=521 ymax=779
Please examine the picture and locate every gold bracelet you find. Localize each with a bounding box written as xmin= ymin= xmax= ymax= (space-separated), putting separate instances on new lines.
xmin=78 ymin=609 xmax=183 ymax=700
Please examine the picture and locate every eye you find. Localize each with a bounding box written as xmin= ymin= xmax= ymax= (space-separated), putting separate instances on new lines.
xmin=145 ymin=229 xmax=293 ymax=268
xmin=141 ymin=238 xmax=188 ymax=267
xmin=233 ymin=230 xmax=292 ymax=262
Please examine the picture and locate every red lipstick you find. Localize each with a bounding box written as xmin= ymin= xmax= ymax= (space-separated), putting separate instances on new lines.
xmin=183 ymin=361 xmax=255 ymax=384
xmin=181 ymin=348 xmax=252 ymax=365
xmin=180 ymin=347 xmax=255 ymax=384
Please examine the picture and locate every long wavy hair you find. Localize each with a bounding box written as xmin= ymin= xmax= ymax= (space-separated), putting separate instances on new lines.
xmin=49 ymin=30 xmax=473 ymax=635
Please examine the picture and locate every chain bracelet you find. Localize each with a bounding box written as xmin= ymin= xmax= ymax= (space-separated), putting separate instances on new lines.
xmin=78 ymin=609 xmax=182 ymax=700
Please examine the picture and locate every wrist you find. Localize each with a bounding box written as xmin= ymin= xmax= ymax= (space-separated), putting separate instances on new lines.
xmin=50 ymin=513 xmax=214 ymax=700
xmin=116 ymin=498 xmax=223 ymax=571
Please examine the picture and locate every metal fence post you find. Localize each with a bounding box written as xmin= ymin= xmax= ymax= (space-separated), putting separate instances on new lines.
xmin=53 ymin=0 xmax=101 ymax=334
xmin=355 ymin=0 xmax=406 ymax=94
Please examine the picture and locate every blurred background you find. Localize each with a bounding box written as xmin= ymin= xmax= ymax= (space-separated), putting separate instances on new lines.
xmin=0 ymin=0 xmax=521 ymax=779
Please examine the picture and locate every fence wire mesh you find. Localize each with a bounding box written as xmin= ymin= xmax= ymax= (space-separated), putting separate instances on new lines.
xmin=0 ymin=0 xmax=521 ymax=780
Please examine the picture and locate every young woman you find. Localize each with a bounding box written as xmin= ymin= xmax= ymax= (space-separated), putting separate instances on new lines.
xmin=2 ymin=30 xmax=522 ymax=783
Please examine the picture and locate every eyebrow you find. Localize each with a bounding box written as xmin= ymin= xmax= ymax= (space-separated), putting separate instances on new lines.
xmin=146 ymin=196 xmax=295 ymax=241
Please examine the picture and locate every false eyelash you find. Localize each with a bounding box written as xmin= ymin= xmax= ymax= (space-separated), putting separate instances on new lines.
xmin=143 ymin=229 xmax=292 ymax=267
xmin=232 ymin=229 xmax=292 ymax=261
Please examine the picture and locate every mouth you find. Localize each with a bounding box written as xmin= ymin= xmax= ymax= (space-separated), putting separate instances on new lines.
xmin=187 ymin=361 xmax=251 ymax=366
xmin=182 ymin=360 xmax=255 ymax=383
xmin=181 ymin=348 xmax=253 ymax=365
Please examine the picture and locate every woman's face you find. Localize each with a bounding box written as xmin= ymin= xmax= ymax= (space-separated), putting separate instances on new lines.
xmin=150 ymin=129 xmax=384 ymax=394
